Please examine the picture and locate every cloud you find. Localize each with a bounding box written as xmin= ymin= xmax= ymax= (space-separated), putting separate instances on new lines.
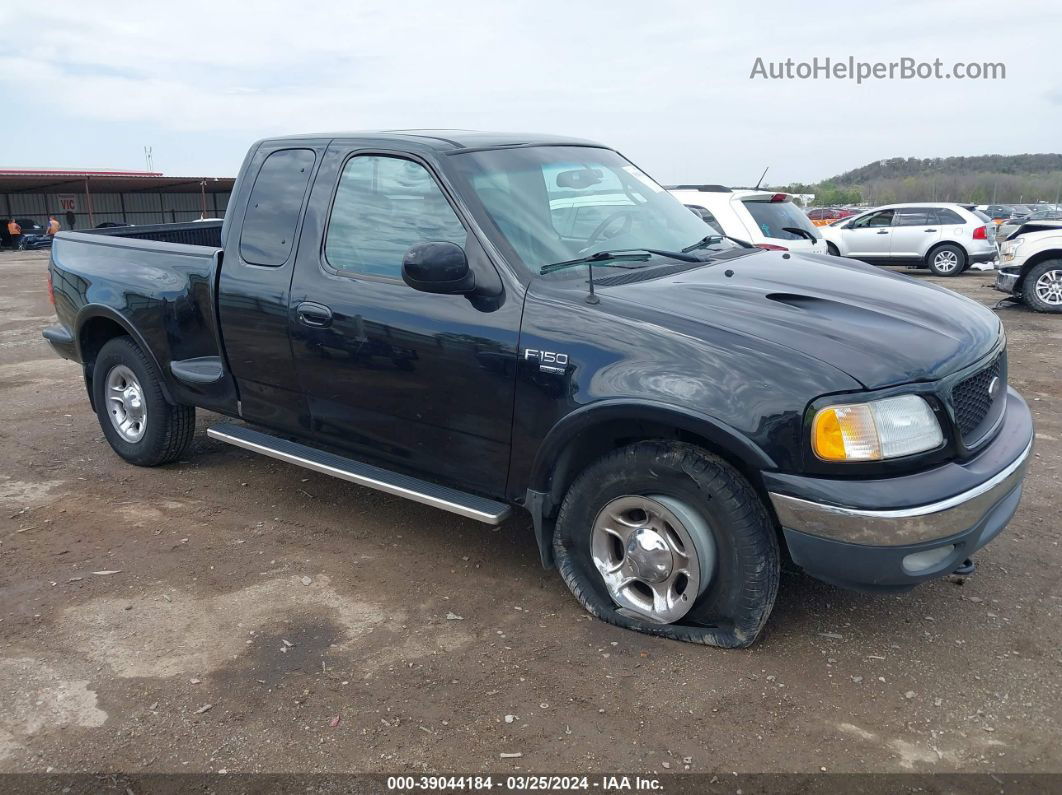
xmin=2 ymin=0 xmax=1060 ymax=182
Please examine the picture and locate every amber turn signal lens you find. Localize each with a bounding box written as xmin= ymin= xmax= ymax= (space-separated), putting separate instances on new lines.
xmin=811 ymin=395 xmax=943 ymax=462
xmin=811 ymin=404 xmax=881 ymax=462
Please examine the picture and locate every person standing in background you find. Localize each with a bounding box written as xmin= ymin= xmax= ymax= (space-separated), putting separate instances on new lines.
xmin=65 ymin=210 xmax=76 ymax=230
xmin=6 ymin=218 xmax=22 ymax=251
xmin=46 ymin=215 xmax=61 ymax=237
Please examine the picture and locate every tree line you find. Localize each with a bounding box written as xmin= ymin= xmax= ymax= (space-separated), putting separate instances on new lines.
xmin=774 ymin=154 xmax=1062 ymax=207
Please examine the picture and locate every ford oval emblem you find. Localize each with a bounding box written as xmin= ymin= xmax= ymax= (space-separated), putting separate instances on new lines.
xmin=988 ymin=376 xmax=1002 ymax=400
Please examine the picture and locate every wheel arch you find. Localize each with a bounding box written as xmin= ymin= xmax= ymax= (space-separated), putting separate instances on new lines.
xmin=76 ymin=306 xmax=176 ymax=409
xmin=925 ymin=239 xmax=966 ymax=260
xmin=1017 ymin=250 xmax=1062 ymax=290
xmin=523 ymin=400 xmax=777 ymax=568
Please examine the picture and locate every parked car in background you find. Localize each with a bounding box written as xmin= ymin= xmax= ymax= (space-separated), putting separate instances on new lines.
xmin=976 ymin=204 xmax=1016 ymax=223
xmin=820 ymin=203 xmax=996 ymax=276
xmin=668 ymin=185 xmax=827 ymax=254
xmin=996 ymin=208 xmax=1062 ymax=241
xmin=996 ymin=219 xmax=1062 ymax=313
xmin=806 ymin=207 xmax=857 ymax=226
xmin=1 ymin=217 xmax=53 ymax=250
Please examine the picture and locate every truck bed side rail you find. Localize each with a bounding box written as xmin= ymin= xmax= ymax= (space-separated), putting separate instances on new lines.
xmin=85 ymin=220 xmax=223 ymax=247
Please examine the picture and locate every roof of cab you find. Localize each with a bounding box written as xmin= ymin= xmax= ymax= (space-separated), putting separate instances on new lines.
xmin=260 ymin=129 xmax=606 ymax=153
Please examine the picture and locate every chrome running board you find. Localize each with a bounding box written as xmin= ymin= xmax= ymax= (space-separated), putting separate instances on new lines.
xmin=207 ymin=424 xmax=511 ymax=525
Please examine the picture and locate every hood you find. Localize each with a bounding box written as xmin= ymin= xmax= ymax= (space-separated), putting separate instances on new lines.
xmin=605 ymin=252 xmax=1002 ymax=390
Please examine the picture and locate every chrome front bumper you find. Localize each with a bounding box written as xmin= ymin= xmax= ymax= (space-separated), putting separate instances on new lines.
xmin=768 ymin=439 xmax=1033 ymax=547
xmin=995 ymin=269 xmax=1020 ymax=294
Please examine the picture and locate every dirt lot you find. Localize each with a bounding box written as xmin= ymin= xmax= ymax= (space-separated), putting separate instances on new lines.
xmin=0 ymin=249 xmax=1059 ymax=776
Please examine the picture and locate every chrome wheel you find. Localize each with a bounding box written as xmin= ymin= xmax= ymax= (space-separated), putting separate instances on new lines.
xmin=1034 ymin=269 xmax=1062 ymax=306
xmin=590 ymin=495 xmax=715 ymax=624
xmin=106 ymin=364 xmax=147 ymax=443
xmin=933 ymin=249 xmax=959 ymax=273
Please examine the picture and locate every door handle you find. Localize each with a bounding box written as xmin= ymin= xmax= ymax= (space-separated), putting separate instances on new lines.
xmin=296 ymin=302 xmax=333 ymax=328
xmin=877 ymin=230 xmax=889 ymax=234
xmin=924 ymin=228 xmax=937 ymax=232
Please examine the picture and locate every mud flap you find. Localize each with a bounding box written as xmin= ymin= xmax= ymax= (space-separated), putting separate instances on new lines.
xmin=525 ymin=489 xmax=556 ymax=569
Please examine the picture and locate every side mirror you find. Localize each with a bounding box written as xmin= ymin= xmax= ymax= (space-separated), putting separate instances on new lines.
xmin=402 ymin=241 xmax=476 ymax=295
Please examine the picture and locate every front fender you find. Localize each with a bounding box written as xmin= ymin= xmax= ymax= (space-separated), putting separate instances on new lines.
xmin=529 ymin=399 xmax=777 ymax=496
xmin=522 ymin=399 xmax=777 ymax=569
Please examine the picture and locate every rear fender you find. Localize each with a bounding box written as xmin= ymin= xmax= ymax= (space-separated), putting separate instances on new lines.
xmin=75 ymin=305 xmax=177 ymax=408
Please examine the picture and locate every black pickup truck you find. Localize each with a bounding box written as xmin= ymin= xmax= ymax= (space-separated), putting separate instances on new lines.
xmin=44 ymin=130 xmax=1033 ymax=647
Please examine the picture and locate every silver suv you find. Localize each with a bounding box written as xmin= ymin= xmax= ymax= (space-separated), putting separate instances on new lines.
xmin=820 ymin=203 xmax=997 ymax=276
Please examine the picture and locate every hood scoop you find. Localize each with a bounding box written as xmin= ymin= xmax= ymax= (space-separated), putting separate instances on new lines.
xmin=763 ymin=291 xmax=962 ymax=338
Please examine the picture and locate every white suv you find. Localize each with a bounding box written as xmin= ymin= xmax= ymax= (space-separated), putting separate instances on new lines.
xmin=668 ymin=186 xmax=827 ymax=255
xmin=819 ymin=203 xmax=997 ymax=276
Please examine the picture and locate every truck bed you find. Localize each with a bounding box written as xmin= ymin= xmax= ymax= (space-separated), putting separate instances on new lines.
xmin=48 ymin=219 xmax=236 ymax=415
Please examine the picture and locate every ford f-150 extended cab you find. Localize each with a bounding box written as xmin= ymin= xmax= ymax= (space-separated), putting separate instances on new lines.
xmin=43 ymin=131 xmax=1033 ymax=647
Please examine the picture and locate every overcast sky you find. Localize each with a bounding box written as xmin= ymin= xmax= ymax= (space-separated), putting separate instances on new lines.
xmin=2 ymin=1 xmax=1059 ymax=185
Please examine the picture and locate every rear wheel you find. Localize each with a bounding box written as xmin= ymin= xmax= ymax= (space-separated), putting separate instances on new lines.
xmin=1024 ymin=259 xmax=1062 ymax=313
xmin=92 ymin=337 xmax=195 ymax=466
xmin=926 ymin=244 xmax=966 ymax=276
xmin=553 ymin=441 xmax=779 ymax=648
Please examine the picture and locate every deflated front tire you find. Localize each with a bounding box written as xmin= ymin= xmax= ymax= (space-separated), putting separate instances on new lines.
xmin=552 ymin=441 xmax=780 ymax=648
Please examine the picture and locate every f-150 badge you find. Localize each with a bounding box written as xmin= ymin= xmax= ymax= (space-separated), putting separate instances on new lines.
xmin=524 ymin=349 xmax=569 ymax=374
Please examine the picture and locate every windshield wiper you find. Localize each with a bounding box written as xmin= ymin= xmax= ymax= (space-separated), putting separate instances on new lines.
xmin=540 ymin=247 xmax=699 ymax=275
xmin=782 ymin=227 xmax=818 ymax=242
xmin=682 ymin=233 xmax=754 ymax=252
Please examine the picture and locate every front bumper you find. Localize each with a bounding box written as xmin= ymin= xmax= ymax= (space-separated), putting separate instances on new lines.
xmin=766 ymin=388 xmax=1033 ymax=592
xmin=995 ymin=268 xmax=1020 ymax=295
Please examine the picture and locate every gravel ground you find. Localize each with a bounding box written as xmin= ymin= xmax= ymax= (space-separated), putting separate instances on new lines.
xmin=0 ymin=249 xmax=1059 ymax=776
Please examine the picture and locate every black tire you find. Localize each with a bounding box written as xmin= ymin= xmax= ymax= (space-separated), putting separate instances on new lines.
xmin=92 ymin=337 xmax=195 ymax=466
xmin=826 ymin=242 xmax=840 ymax=257
xmin=1023 ymin=259 xmax=1062 ymax=314
xmin=926 ymin=243 xmax=966 ymax=276
xmin=552 ymin=441 xmax=779 ymax=648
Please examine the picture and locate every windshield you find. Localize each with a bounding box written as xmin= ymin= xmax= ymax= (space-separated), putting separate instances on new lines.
xmin=449 ymin=146 xmax=733 ymax=274
xmin=742 ymin=199 xmax=819 ymax=241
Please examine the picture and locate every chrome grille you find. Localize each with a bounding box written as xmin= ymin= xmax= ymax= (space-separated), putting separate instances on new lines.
xmin=951 ymin=352 xmax=1005 ymax=443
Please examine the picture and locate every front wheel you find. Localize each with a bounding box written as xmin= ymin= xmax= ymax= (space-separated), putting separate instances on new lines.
xmin=826 ymin=242 xmax=840 ymax=257
xmin=926 ymin=244 xmax=966 ymax=276
xmin=553 ymin=441 xmax=779 ymax=647
xmin=1024 ymin=259 xmax=1062 ymax=313
xmin=93 ymin=337 xmax=195 ymax=466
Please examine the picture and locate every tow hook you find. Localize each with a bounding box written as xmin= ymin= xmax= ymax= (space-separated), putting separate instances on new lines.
xmin=952 ymin=558 xmax=976 ymax=576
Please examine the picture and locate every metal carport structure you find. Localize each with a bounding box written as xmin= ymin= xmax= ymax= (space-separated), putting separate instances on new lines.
xmin=0 ymin=169 xmax=235 ymax=230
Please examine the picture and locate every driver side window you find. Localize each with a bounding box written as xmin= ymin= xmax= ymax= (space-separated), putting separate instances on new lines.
xmin=851 ymin=210 xmax=894 ymax=229
xmin=325 ymin=155 xmax=467 ymax=279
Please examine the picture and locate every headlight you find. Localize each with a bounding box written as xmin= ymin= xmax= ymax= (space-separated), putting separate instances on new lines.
xmin=811 ymin=395 xmax=943 ymax=462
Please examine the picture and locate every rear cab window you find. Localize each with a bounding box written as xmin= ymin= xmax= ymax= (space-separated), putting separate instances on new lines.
xmin=741 ymin=198 xmax=820 ymax=241
xmin=239 ymin=148 xmax=317 ymax=267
